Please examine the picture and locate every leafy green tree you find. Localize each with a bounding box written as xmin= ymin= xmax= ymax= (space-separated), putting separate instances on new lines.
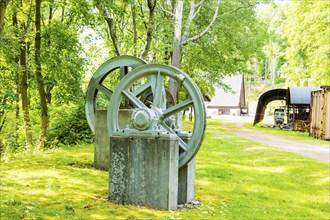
xmin=92 ymin=0 xmax=266 ymax=97
xmin=0 ymin=0 xmax=10 ymax=34
xmin=0 ymin=0 xmax=269 ymax=153
xmin=281 ymin=1 xmax=330 ymax=86
xmin=257 ymin=3 xmax=286 ymax=85
xmin=178 ymin=0 xmax=267 ymax=90
xmin=0 ymin=0 xmax=92 ymax=152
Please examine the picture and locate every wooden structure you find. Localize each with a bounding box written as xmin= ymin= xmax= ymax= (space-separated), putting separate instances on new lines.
xmin=253 ymin=88 xmax=286 ymax=125
xmin=254 ymin=87 xmax=321 ymax=132
xmin=309 ymin=86 xmax=330 ymax=140
xmin=286 ymin=87 xmax=320 ymax=131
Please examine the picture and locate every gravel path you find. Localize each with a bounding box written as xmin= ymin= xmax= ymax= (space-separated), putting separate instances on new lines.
xmin=213 ymin=115 xmax=330 ymax=163
xmin=222 ymin=124 xmax=330 ymax=163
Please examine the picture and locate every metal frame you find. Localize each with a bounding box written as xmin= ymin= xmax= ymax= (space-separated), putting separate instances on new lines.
xmin=107 ymin=64 xmax=206 ymax=168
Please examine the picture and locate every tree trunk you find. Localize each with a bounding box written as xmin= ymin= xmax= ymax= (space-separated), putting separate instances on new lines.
xmin=96 ymin=4 xmax=121 ymax=56
xmin=171 ymin=0 xmax=183 ymax=69
xmin=20 ymin=41 xmax=33 ymax=149
xmin=13 ymin=11 xmax=21 ymax=149
xmin=15 ymin=64 xmax=20 ymax=148
xmin=141 ymin=0 xmax=156 ymax=60
xmin=168 ymin=0 xmax=184 ymax=129
xmin=35 ymin=0 xmax=48 ymax=149
xmin=131 ymin=0 xmax=137 ymax=56
xmin=0 ymin=0 xmax=10 ymax=34
xmin=169 ymin=0 xmax=183 ymax=103
xmin=0 ymin=95 xmax=7 ymax=132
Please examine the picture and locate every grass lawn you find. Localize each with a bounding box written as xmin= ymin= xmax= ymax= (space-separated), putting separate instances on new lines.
xmin=1 ymin=120 xmax=329 ymax=219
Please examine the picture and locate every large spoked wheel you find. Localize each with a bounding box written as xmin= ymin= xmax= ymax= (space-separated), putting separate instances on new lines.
xmin=107 ymin=64 xmax=206 ymax=168
xmin=85 ymin=55 xmax=146 ymax=133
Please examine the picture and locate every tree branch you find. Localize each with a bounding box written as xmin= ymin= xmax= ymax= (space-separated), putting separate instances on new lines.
xmin=191 ymin=0 xmax=205 ymax=19
xmin=180 ymin=0 xmax=219 ymax=46
xmin=181 ymin=0 xmax=205 ymax=43
xmin=141 ymin=0 xmax=157 ymax=59
xmin=137 ymin=0 xmax=148 ymax=29
xmin=226 ymin=1 xmax=259 ymax=15
xmin=180 ymin=0 xmax=259 ymax=46
xmin=96 ymin=4 xmax=121 ymax=56
xmin=131 ymin=0 xmax=137 ymax=56
xmin=158 ymin=3 xmax=174 ymax=17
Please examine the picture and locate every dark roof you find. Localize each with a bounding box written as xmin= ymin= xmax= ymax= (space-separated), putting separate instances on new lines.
xmin=287 ymin=87 xmax=320 ymax=105
xmin=253 ymin=89 xmax=287 ymax=125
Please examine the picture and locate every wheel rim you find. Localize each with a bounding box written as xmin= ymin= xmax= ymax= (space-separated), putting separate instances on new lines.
xmin=107 ymin=64 xmax=206 ymax=168
xmin=85 ymin=55 xmax=146 ymax=133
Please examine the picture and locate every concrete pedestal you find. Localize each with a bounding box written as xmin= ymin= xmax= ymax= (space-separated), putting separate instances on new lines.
xmin=178 ymin=157 xmax=196 ymax=204
xmin=109 ymin=135 xmax=179 ymax=210
xmin=94 ymin=110 xmax=110 ymax=170
xmin=94 ymin=110 xmax=133 ymax=170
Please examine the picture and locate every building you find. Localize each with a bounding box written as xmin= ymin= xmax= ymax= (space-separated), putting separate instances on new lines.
xmin=207 ymin=74 xmax=246 ymax=116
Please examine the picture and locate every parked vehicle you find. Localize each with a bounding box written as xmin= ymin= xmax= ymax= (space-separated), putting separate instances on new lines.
xmin=274 ymin=108 xmax=285 ymax=125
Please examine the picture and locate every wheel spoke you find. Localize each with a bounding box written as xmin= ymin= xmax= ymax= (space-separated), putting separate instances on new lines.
xmin=96 ymin=84 xmax=112 ymax=98
xmin=153 ymin=71 xmax=164 ymax=108
xmin=148 ymin=75 xmax=157 ymax=93
xmin=162 ymin=99 xmax=193 ymax=119
xmin=160 ymin=122 xmax=188 ymax=152
xmin=120 ymin=66 xmax=128 ymax=79
xmin=133 ymin=82 xmax=151 ymax=97
xmin=122 ymin=89 xmax=147 ymax=109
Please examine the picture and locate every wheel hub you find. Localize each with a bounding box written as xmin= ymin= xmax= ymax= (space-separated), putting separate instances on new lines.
xmin=131 ymin=108 xmax=156 ymax=130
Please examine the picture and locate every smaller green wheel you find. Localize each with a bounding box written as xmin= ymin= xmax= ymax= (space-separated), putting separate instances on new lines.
xmin=85 ymin=55 xmax=146 ymax=134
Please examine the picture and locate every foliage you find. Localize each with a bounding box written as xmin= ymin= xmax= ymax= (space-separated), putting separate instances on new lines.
xmin=1 ymin=0 xmax=328 ymax=154
xmin=91 ymin=0 xmax=267 ymax=90
xmin=47 ymin=99 xmax=94 ymax=147
xmin=1 ymin=120 xmax=329 ymax=219
xmin=258 ymin=1 xmax=330 ymax=86
xmin=282 ymin=1 xmax=330 ymax=86
xmin=0 ymin=0 xmax=90 ymax=153
xmin=183 ymin=1 xmax=266 ymax=76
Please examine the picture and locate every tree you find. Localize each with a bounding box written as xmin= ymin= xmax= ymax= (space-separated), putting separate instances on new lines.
xmin=0 ymin=0 xmax=90 ymax=152
xmin=34 ymin=0 xmax=48 ymax=149
xmin=179 ymin=0 xmax=266 ymax=87
xmin=0 ymin=0 xmax=10 ymax=34
xmin=94 ymin=0 xmax=157 ymax=59
xmin=280 ymin=1 xmax=329 ymax=86
xmin=257 ymin=3 xmax=286 ymax=85
xmin=0 ymin=0 xmax=268 ymax=153
xmin=93 ymin=0 xmax=265 ymax=99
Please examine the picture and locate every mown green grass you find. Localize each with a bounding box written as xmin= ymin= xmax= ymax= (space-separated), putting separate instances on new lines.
xmin=244 ymin=123 xmax=330 ymax=147
xmin=1 ymin=120 xmax=329 ymax=219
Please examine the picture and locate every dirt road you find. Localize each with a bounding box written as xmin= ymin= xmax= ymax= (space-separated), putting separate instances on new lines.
xmin=215 ymin=115 xmax=330 ymax=163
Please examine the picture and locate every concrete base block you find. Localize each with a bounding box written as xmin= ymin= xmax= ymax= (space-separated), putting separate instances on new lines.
xmin=178 ymin=157 xmax=196 ymax=204
xmin=94 ymin=110 xmax=132 ymax=170
xmin=109 ymin=135 xmax=179 ymax=210
xmin=94 ymin=110 xmax=110 ymax=171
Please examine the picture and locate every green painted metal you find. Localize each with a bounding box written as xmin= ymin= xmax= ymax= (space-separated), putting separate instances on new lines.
xmin=107 ymin=64 xmax=206 ymax=168
xmin=85 ymin=55 xmax=146 ymax=133
xmin=131 ymin=108 xmax=155 ymax=130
